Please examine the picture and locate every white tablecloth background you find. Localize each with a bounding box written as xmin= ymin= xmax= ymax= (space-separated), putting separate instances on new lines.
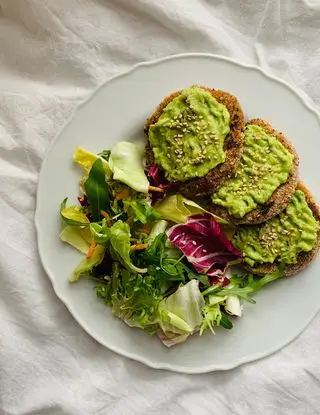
xmin=1 ymin=1 xmax=320 ymax=414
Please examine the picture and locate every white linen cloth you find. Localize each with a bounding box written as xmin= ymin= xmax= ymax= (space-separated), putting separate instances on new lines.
xmin=1 ymin=1 xmax=320 ymax=414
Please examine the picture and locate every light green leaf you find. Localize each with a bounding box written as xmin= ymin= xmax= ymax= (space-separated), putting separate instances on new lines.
xmin=73 ymin=147 xmax=111 ymax=177
xmin=154 ymin=194 xmax=190 ymax=223
xmin=69 ymin=244 xmax=106 ymax=282
xmin=183 ymin=198 xmax=229 ymax=224
xmin=107 ymin=269 xmax=161 ymax=333
xmin=124 ymin=198 xmax=162 ymax=224
xmin=154 ymin=194 xmax=229 ymax=224
xmin=162 ymin=311 xmax=193 ymax=333
xmin=109 ymin=221 xmax=147 ymax=273
xmin=200 ymin=300 xmax=222 ymax=335
xmin=109 ymin=142 xmax=149 ymax=193
xmin=158 ymin=280 xmax=205 ymax=339
xmin=147 ymin=220 xmax=168 ymax=243
xmin=90 ymin=221 xmax=110 ymax=244
xmin=60 ymin=226 xmax=93 ymax=254
xmin=60 ymin=198 xmax=90 ymax=226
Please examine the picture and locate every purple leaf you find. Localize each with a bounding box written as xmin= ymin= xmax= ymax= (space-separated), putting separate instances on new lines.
xmin=78 ymin=196 xmax=88 ymax=207
xmin=167 ymin=214 xmax=241 ymax=284
xmin=147 ymin=165 xmax=179 ymax=203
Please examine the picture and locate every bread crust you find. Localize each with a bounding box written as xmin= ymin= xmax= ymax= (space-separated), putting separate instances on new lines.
xmin=144 ymin=86 xmax=244 ymax=197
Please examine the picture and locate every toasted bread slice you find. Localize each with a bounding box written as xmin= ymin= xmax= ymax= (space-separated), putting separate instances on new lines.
xmin=206 ymin=119 xmax=299 ymax=225
xmin=244 ymin=182 xmax=320 ymax=277
xmin=144 ymin=86 xmax=244 ymax=198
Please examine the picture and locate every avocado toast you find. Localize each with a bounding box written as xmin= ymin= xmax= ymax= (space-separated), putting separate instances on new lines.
xmin=233 ymin=182 xmax=320 ymax=276
xmin=208 ymin=119 xmax=299 ymax=224
xmin=59 ymin=81 xmax=320 ymax=348
xmin=144 ymin=85 xmax=244 ymax=198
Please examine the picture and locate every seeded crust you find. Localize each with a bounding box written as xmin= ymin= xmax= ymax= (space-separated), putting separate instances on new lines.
xmin=243 ymin=182 xmax=320 ymax=277
xmin=144 ymin=86 xmax=244 ymax=198
xmin=206 ymin=119 xmax=299 ymax=225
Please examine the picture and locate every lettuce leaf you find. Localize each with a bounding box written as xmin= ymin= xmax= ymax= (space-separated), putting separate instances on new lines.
xmin=69 ymin=244 xmax=106 ymax=282
xmin=157 ymin=280 xmax=205 ymax=346
xmin=109 ymin=221 xmax=147 ymax=273
xmin=154 ymin=194 xmax=235 ymax=238
xmin=90 ymin=220 xmax=110 ymax=244
xmin=124 ymin=198 xmax=162 ymax=224
xmin=167 ymin=214 xmax=241 ymax=281
xmin=147 ymin=220 xmax=169 ymax=243
xmin=60 ymin=226 xmax=93 ymax=254
xmin=60 ymin=198 xmax=90 ymax=226
xmin=109 ymin=142 xmax=149 ymax=193
xmin=73 ymin=147 xmax=111 ymax=176
xmin=153 ymin=194 xmax=191 ymax=223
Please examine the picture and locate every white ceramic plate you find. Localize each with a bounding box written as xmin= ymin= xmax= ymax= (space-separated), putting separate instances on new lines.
xmin=36 ymin=53 xmax=320 ymax=374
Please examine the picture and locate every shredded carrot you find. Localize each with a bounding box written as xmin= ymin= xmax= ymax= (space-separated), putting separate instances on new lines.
xmin=149 ymin=185 xmax=165 ymax=193
xmin=130 ymin=243 xmax=148 ymax=251
xmin=100 ymin=210 xmax=112 ymax=227
xmin=115 ymin=189 xmax=130 ymax=200
xmin=87 ymin=241 xmax=97 ymax=259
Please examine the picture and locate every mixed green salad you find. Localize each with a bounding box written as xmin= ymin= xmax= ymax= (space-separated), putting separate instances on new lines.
xmin=59 ymin=142 xmax=284 ymax=347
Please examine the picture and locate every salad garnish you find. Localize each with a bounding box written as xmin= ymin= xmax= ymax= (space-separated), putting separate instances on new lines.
xmin=59 ymin=141 xmax=285 ymax=347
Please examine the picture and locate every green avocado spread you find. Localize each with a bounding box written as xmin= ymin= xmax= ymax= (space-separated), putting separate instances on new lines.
xmin=211 ymin=124 xmax=293 ymax=218
xmin=233 ymin=190 xmax=319 ymax=267
xmin=148 ymin=86 xmax=230 ymax=182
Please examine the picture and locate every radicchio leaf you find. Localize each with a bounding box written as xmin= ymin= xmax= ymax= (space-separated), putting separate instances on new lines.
xmin=147 ymin=165 xmax=179 ymax=203
xmin=167 ymin=214 xmax=242 ymax=285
